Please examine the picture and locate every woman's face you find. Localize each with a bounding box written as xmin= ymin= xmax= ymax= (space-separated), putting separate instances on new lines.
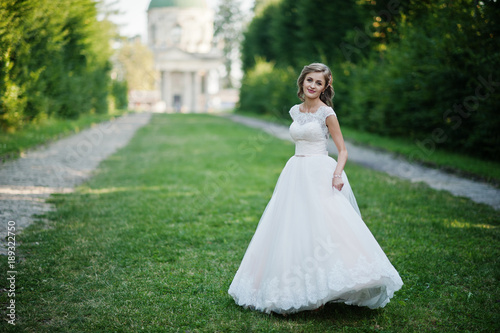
xmin=302 ymin=72 xmax=326 ymax=100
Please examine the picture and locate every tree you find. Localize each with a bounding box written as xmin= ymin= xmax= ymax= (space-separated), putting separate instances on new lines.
xmin=238 ymin=0 xmax=500 ymax=160
xmin=0 ymin=0 xmax=118 ymax=130
xmin=214 ymin=0 xmax=245 ymax=88
xmin=114 ymin=38 xmax=157 ymax=91
xmin=240 ymin=2 xmax=279 ymax=72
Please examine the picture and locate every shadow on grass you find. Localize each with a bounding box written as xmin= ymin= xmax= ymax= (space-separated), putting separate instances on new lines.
xmin=229 ymin=300 xmax=379 ymax=324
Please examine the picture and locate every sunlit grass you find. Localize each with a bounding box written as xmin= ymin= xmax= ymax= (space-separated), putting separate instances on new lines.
xmin=1 ymin=114 xmax=498 ymax=332
xmin=445 ymin=219 xmax=497 ymax=230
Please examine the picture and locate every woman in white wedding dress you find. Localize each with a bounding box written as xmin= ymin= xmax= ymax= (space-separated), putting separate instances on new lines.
xmin=228 ymin=63 xmax=403 ymax=314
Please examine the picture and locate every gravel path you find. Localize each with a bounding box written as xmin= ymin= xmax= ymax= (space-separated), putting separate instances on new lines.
xmin=227 ymin=114 xmax=500 ymax=210
xmin=0 ymin=112 xmax=152 ymax=254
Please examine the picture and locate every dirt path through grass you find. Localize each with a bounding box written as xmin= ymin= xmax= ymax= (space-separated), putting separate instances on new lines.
xmin=0 ymin=112 xmax=151 ymax=254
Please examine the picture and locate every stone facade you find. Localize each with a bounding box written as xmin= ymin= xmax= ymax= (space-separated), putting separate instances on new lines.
xmin=147 ymin=0 xmax=222 ymax=112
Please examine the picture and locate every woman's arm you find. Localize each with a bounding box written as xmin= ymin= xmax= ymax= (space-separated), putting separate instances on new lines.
xmin=326 ymin=115 xmax=348 ymax=191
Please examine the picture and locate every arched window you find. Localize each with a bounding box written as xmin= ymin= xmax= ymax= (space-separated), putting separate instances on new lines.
xmin=171 ymin=24 xmax=182 ymax=45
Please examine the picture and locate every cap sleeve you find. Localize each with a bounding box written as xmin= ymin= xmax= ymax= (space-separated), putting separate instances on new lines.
xmin=289 ymin=104 xmax=299 ymax=121
xmin=322 ymin=106 xmax=336 ymax=122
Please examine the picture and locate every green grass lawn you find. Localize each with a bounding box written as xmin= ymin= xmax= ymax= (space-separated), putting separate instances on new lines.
xmin=0 ymin=109 xmax=129 ymax=162
xmin=235 ymin=110 xmax=500 ymax=186
xmin=1 ymin=114 xmax=499 ymax=332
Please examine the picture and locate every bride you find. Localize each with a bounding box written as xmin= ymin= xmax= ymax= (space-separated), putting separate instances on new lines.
xmin=228 ymin=63 xmax=403 ymax=314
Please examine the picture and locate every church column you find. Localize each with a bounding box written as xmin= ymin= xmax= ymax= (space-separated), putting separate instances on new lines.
xmin=183 ymin=71 xmax=192 ymax=112
xmin=162 ymin=71 xmax=172 ymax=112
xmin=194 ymin=71 xmax=202 ymax=112
xmin=194 ymin=72 xmax=205 ymax=112
xmin=163 ymin=71 xmax=172 ymax=111
xmin=160 ymin=70 xmax=165 ymax=103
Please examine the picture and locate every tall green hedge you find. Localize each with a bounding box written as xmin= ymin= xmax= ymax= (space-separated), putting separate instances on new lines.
xmin=0 ymin=0 xmax=126 ymax=131
xmin=239 ymin=0 xmax=500 ymax=161
xmin=239 ymin=60 xmax=296 ymax=118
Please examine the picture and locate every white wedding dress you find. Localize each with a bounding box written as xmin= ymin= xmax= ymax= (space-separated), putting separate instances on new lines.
xmin=228 ymin=105 xmax=403 ymax=314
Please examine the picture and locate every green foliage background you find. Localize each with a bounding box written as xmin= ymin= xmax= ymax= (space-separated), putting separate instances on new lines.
xmin=239 ymin=0 xmax=500 ymax=161
xmin=0 ymin=0 xmax=127 ymax=132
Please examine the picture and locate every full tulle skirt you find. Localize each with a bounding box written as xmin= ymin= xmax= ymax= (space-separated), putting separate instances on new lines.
xmin=228 ymin=155 xmax=403 ymax=314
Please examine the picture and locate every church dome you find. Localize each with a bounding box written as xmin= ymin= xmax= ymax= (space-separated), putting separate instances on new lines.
xmin=148 ymin=0 xmax=207 ymax=10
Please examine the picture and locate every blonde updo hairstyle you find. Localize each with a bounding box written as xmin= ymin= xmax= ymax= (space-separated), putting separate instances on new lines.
xmin=297 ymin=63 xmax=334 ymax=107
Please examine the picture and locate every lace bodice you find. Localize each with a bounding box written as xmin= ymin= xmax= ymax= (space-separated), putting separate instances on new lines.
xmin=289 ymin=105 xmax=336 ymax=156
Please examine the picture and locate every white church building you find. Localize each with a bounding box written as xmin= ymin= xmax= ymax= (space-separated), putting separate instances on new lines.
xmin=147 ymin=0 xmax=223 ymax=112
